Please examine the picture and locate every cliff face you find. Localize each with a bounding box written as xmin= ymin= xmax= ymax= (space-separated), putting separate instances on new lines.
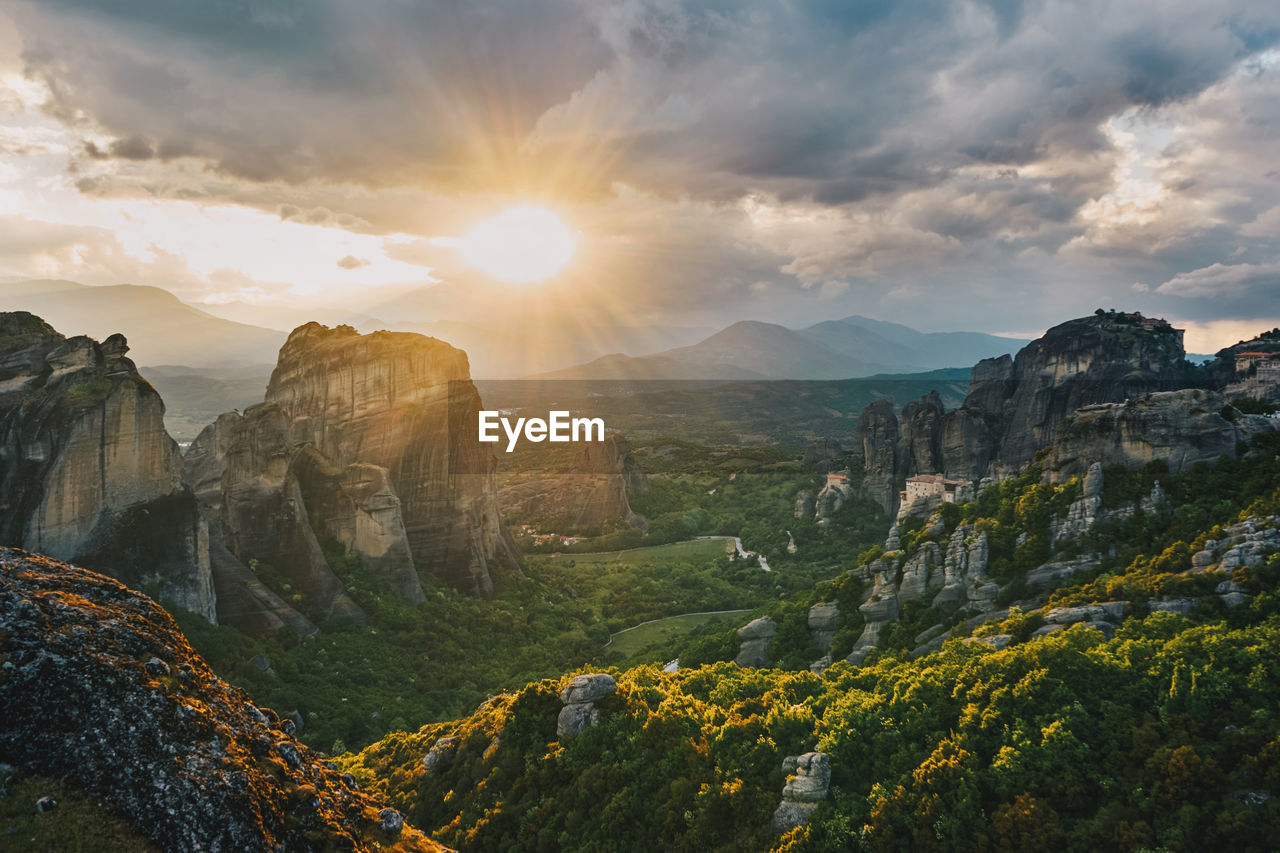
xmin=1045 ymin=390 xmax=1276 ymax=481
xmin=0 ymin=312 xmax=212 ymax=620
xmin=0 ymin=547 xmax=447 ymax=853
xmin=989 ymin=316 xmax=1188 ymax=466
xmin=187 ymin=324 xmax=517 ymax=632
xmin=845 ymin=314 xmax=1192 ymax=505
xmin=497 ymin=433 xmax=649 ymax=530
xmin=850 ymin=400 xmax=899 ymax=514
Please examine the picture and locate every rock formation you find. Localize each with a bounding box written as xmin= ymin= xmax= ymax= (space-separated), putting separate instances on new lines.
xmin=0 ymin=547 xmax=446 ymax=852
xmin=897 ymin=391 xmax=945 ymax=477
xmin=850 ymin=400 xmax=899 ymax=514
xmin=807 ymin=602 xmax=839 ymax=653
xmin=0 ymin=312 xmax=212 ymax=620
xmin=813 ymin=474 xmax=854 ymax=521
xmin=983 ymin=314 xmax=1188 ymax=467
xmin=771 ymin=752 xmax=831 ymax=833
xmin=735 ymin=616 xmax=777 ymax=667
xmin=844 ymin=522 xmax=997 ymax=664
xmin=556 ymin=673 xmax=618 ymax=737
xmin=498 ymin=433 xmax=648 ymax=529
xmin=186 ymin=324 xmax=519 ymax=632
xmin=1045 ymin=390 xmax=1275 ymax=481
xmin=845 ymin=314 xmax=1195 ymax=509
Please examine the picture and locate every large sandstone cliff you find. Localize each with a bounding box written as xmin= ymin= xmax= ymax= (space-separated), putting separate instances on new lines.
xmin=187 ymin=324 xmax=518 ymax=633
xmin=498 ymin=433 xmax=649 ymax=530
xmin=0 ymin=312 xmax=212 ymax=619
xmin=0 ymin=547 xmax=447 ymax=853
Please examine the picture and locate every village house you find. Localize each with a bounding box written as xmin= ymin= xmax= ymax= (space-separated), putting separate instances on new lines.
xmin=899 ymin=473 xmax=972 ymax=507
xmin=1235 ymin=351 xmax=1280 ymax=374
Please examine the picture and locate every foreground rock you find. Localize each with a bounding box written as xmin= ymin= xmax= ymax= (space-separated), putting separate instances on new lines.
xmin=557 ymin=673 xmax=618 ymax=737
xmin=0 ymin=547 xmax=447 ymax=852
xmin=0 ymin=312 xmax=212 ymax=619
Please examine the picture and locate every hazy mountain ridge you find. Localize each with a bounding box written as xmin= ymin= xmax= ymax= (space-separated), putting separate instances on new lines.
xmin=542 ymin=315 xmax=1028 ymax=380
xmin=0 ymin=280 xmax=286 ymax=367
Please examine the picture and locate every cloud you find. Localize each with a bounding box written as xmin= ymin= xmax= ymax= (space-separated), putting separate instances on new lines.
xmin=1156 ymin=260 xmax=1280 ymax=299
xmin=3 ymin=0 xmax=1280 ymax=340
xmin=336 ymin=254 xmax=369 ymax=270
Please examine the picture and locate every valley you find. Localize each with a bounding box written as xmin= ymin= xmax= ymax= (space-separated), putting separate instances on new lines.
xmin=3 ymin=304 xmax=1280 ymax=852
xmin=6 ymin=7 xmax=1280 ymax=850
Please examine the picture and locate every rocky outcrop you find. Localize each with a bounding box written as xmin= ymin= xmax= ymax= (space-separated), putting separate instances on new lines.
xmin=735 ymin=617 xmax=777 ymax=667
xmin=0 ymin=313 xmax=212 ymax=620
xmin=851 ymin=400 xmax=899 ymax=514
xmin=422 ymin=736 xmax=460 ymax=773
xmin=771 ymin=752 xmax=831 ymax=833
xmin=1051 ymin=462 xmax=1105 ymax=542
xmin=988 ymin=315 xmax=1188 ymax=468
xmin=814 ymin=475 xmax=853 ymax=520
xmin=1025 ymin=557 xmax=1099 ymax=592
xmin=808 ymin=602 xmax=839 ymax=652
xmin=845 ymin=314 xmax=1193 ymax=492
xmin=187 ymin=324 xmax=520 ymax=631
xmin=897 ymin=540 xmax=942 ymax=604
xmin=843 ymin=520 xmax=996 ymax=664
xmin=498 ymin=433 xmax=648 ymax=530
xmin=556 ymin=673 xmax=618 ymax=737
xmin=931 ymin=526 xmax=997 ymax=615
xmin=1045 ymin=390 xmax=1275 ymax=482
xmin=0 ymin=547 xmax=446 ymax=852
xmin=897 ymin=391 xmax=945 ymax=477
xmin=1189 ymin=517 xmax=1280 ymax=575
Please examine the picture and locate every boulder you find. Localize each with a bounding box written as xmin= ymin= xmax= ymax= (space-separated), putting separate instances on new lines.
xmin=559 ymin=673 xmax=618 ymax=705
xmin=772 ymin=753 xmax=831 ymax=833
xmin=1149 ymin=598 xmax=1197 ymax=617
xmin=964 ymin=634 xmax=1012 ymax=650
xmin=557 ymin=673 xmax=617 ymax=737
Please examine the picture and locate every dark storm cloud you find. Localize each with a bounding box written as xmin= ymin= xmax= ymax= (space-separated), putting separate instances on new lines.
xmin=11 ymin=0 xmax=615 ymax=186
xmin=16 ymin=0 xmax=1275 ymax=202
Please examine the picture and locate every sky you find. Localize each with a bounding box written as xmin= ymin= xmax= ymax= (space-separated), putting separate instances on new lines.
xmin=1 ymin=0 xmax=1279 ymax=352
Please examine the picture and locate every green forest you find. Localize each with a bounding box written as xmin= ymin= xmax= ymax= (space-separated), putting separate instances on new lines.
xmin=173 ymin=439 xmax=887 ymax=752
xmin=328 ymin=431 xmax=1280 ymax=852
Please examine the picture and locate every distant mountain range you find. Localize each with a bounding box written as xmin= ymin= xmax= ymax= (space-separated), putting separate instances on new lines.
xmin=535 ymin=316 xmax=1029 ymax=380
xmin=0 ymin=279 xmax=1027 ymax=382
xmin=0 ymin=280 xmax=285 ymax=368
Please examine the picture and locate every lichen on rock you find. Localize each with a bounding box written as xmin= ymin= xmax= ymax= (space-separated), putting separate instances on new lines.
xmin=0 ymin=547 xmax=448 ymax=852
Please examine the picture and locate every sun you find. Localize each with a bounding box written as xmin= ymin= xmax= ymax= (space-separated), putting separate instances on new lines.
xmin=457 ymin=206 xmax=576 ymax=283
